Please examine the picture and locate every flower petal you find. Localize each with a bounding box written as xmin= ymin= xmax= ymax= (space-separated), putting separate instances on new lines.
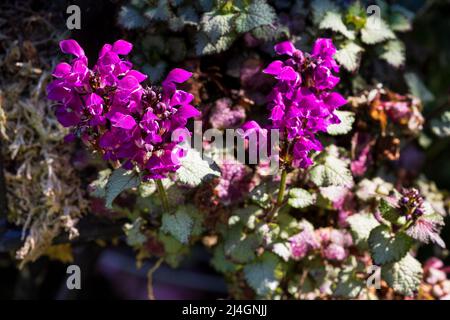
xmin=177 ymin=104 xmax=201 ymax=119
xmin=276 ymin=66 xmax=298 ymax=81
xmin=109 ymin=112 xmax=137 ymax=130
xmin=274 ymin=41 xmax=296 ymax=56
xmin=171 ymin=90 xmax=194 ymax=106
xmin=263 ymin=60 xmax=284 ymax=75
xmin=60 ymin=40 xmax=85 ymax=58
xmin=52 ymin=62 xmax=71 ymax=78
xmin=112 ymin=40 xmax=133 ymax=55
xmin=163 ymin=68 xmax=192 ymax=84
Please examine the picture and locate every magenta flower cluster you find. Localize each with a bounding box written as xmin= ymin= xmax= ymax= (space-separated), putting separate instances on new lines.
xmin=289 ymin=223 xmax=352 ymax=261
xmin=244 ymin=38 xmax=346 ymax=168
xmin=47 ymin=40 xmax=200 ymax=180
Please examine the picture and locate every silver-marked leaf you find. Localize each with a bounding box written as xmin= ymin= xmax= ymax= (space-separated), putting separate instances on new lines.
xmin=319 ymin=11 xmax=355 ymax=39
xmin=361 ymin=16 xmax=395 ymax=44
xmin=235 ymin=0 xmax=276 ymax=33
xmin=288 ymin=188 xmax=314 ymax=209
xmin=124 ymin=217 xmax=147 ymax=247
xmin=309 ymin=152 xmax=353 ymax=188
xmin=381 ymin=253 xmax=422 ymax=296
xmin=380 ymin=40 xmax=405 ymax=68
xmin=176 ymin=147 xmax=220 ymax=186
xmin=89 ymin=169 xmax=112 ymax=198
xmin=333 ymin=270 xmax=365 ymax=298
xmin=202 ymin=12 xmax=235 ymax=43
xmin=161 ymin=209 xmax=194 ymax=244
xmin=244 ymin=253 xmax=279 ymax=296
xmin=224 ymin=225 xmax=259 ymax=263
xmin=104 ymin=168 xmax=140 ymax=208
xmin=368 ymin=225 xmax=413 ymax=265
xmin=347 ymin=212 xmax=380 ymax=247
xmin=195 ymin=32 xmax=235 ymax=55
xmin=335 ymin=42 xmax=363 ymax=72
xmin=272 ymin=242 xmax=291 ymax=262
xmin=327 ymin=111 xmax=355 ymax=135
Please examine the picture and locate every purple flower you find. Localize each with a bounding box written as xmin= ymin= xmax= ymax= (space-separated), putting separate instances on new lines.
xmin=209 ymin=98 xmax=246 ymax=130
xmin=317 ymin=228 xmax=352 ymax=261
xmin=242 ymin=38 xmax=346 ymax=169
xmin=406 ymin=216 xmax=446 ymax=248
xmin=214 ymin=158 xmax=252 ymax=205
xmin=351 ymin=132 xmax=374 ymax=177
xmin=47 ymin=39 xmax=200 ymax=180
xmin=289 ymin=222 xmax=320 ymax=259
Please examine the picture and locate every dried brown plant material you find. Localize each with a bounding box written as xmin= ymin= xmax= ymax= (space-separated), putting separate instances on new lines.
xmin=0 ymin=4 xmax=87 ymax=266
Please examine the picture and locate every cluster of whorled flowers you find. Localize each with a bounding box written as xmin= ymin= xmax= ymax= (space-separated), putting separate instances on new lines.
xmin=47 ymin=39 xmax=200 ymax=180
xmin=243 ymin=38 xmax=347 ymax=169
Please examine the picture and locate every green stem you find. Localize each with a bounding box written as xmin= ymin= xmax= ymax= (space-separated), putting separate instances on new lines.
xmin=156 ymin=179 xmax=170 ymax=212
xmin=276 ymin=169 xmax=288 ymax=207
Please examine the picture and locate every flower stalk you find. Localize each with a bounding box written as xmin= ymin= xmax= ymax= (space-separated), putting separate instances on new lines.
xmin=276 ymin=169 xmax=287 ymax=207
xmin=156 ymin=179 xmax=170 ymax=212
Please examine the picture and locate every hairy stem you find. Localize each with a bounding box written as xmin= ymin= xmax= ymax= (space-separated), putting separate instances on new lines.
xmin=276 ymin=169 xmax=288 ymax=207
xmin=156 ymin=179 xmax=170 ymax=212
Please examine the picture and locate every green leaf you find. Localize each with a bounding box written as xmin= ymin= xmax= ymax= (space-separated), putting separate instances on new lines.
xmin=368 ymin=225 xmax=413 ymax=265
xmin=161 ymin=209 xmax=194 ymax=244
xmin=158 ymin=232 xmax=188 ymax=267
xmin=118 ymin=6 xmax=149 ymax=29
xmin=251 ymin=24 xmax=281 ymax=41
xmin=380 ymin=40 xmax=405 ymax=68
xmin=360 ymin=16 xmax=395 ymax=44
xmin=334 ymin=42 xmax=363 ymax=72
xmin=311 ymin=0 xmax=339 ymax=25
xmin=144 ymin=0 xmax=171 ymax=21
xmin=333 ymin=271 xmax=365 ymax=298
xmin=272 ymin=242 xmax=291 ymax=262
xmin=381 ymin=253 xmax=422 ymax=296
xmin=309 ymin=151 xmax=354 ymax=188
xmin=124 ymin=217 xmax=147 ymax=247
xmin=104 ymin=168 xmax=140 ymax=209
xmin=389 ymin=5 xmax=414 ymax=32
xmin=182 ymin=204 xmax=204 ymax=237
xmin=224 ymin=225 xmax=259 ymax=263
xmin=430 ymin=111 xmax=450 ymax=137
xmin=229 ymin=205 xmax=262 ymax=229
xmin=378 ymin=198 xmax=400 ymax=224
xmin=347 ymin=212 xmax=380 ymax=247
xmin=327 ymin=111 xmax=355 ymax=135
xmin=89 ymin=169 xmax=112 ymax=198
xmin=178 ymin=6 xmax=200 ymax=26
xmin=202 ymin=12 xmax=235 ymax=42
xmin=249 ymin=181 xmax=278 ymax=209
xmin=176 ymin=147 xmax=220 ymax=186
xmin=195 ymin=32 xmax=235 ymax=55
xmin=211 ymin=245 xmax=238 ymax=273
xmin=319 ymin=11 xmax=355 ymax=39
xmin=235 ymin=0 xmax=276 ymax=33
xmin=288 ymin=188 xmax=314 ymax=209
xmin=244 ymin=253 xmax=280 ymax=296
xmin=389 ymin=12 xmax=412 ymax=32
xmin=404 ymin=72 xmax=434 ymax=104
